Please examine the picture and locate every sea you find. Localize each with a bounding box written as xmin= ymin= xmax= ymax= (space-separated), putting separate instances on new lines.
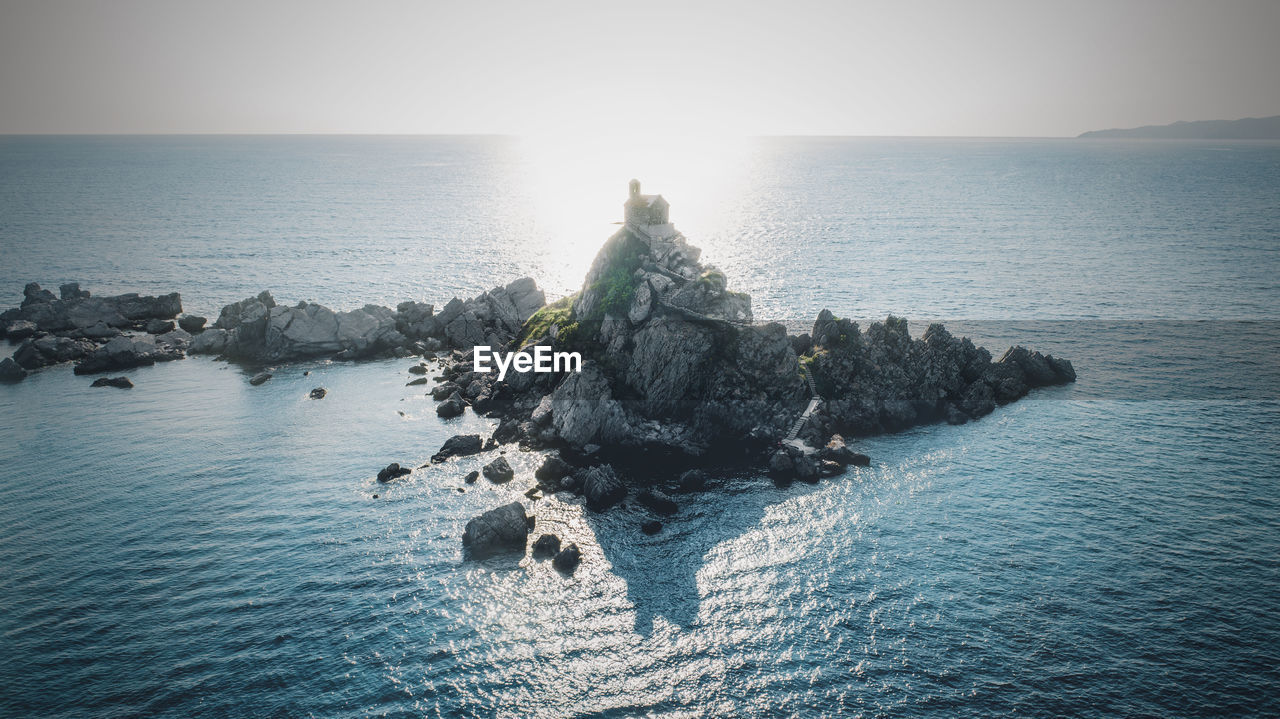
xmin=0 ymin=136 xmax=1277 ymax=717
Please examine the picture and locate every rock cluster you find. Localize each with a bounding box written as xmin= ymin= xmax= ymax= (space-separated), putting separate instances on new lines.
xmin=794 ymin=313 xmax=1076 ymax=444
xmin=1 ymin=283 xmax=189 ymax=376
xmin=189 ymin=278 xmax=544 ymax=364
xmin=2 ymin=278 xmax=546 ymax=381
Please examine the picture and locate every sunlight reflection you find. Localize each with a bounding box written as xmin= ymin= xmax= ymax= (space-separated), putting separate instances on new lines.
xmin=510 ymin=133 xmax=756 ymax=298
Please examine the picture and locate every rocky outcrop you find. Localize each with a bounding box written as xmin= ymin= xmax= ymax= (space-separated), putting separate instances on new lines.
xmin=801 ymin=315 xmax=1075 ymax=443
xmin=195 ymin=292 xmax=408 ymax=362
xmin=462 ymin=502 xmax=531 ymax=558
xmin=188 ymin=279 xmax=545 ymax=364
xmin=1 ymin=283 xmax=185 ymax=377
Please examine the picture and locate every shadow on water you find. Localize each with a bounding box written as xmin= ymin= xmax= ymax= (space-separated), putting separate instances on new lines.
xmin=578 ymin=471 xmax=792 ymax=636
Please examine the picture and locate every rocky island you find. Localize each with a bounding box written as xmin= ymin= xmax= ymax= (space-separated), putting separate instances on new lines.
xmin=423 ymin=182 xmax=1075 ymax=486
xmin=1 ymin=182 xmax=1075 ymax=560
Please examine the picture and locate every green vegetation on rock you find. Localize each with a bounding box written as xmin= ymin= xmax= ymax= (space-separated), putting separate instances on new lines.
xmin=519 ymin=293 xmax=577 ymax=346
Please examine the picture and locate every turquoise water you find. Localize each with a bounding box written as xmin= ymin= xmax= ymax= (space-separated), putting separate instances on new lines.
xmin=1 ymin=137 xmax=1278 ymax=717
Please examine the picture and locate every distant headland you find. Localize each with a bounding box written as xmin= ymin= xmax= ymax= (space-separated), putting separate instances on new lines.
xmin=1078 ymin=115 xmax=1280 ymax=139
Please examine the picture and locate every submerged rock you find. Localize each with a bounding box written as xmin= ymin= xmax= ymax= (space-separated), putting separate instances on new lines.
xmin=531 ymin=533 xmax=561 ymax=558
xmin=249 ymin=372 xmax=272 ymax=386
xmin=377 ymin=463 xmax=411 ymax=483
xmin=636 ymin=489 xmax=678 ymax=516
xmin=462 ymin=502 xmax=530 ymax=558
xmin=641 ymin=520 xmax=663 ymax=535
xmin=552 ymin=543 xmax=582 ymax=573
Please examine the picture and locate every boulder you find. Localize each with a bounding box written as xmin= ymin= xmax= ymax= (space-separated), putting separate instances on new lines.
xmin=552 ymin=543 xmax=582 ymax=573
xmin=408 ymin=364 xmax=428 ymax=375
xmin=462 ymin=502 xmax=530 ymax=558
xmin=309 ymin=387 xmax=327 ymax=399
xmin=436 ymin=391 xmax=465 ymax=418
xmin=0 ymin=357 xmax=28 ymax=383
xmin=464 ymin=470 xmax=479 ymax=484
xmin=431 ymin=434 xmax=484 ymax=463
xmin=21 ymin=282 xmax=57 ymax=306
xmin=531 ymin=533 xmax=561 ymax=558
xmin=534 ymin=455 xmax=574 ymax=491
xmin=189 ymin=328 xmax=229 ymax=355
xmin=579 ymin=464 xmax=625 ymax=510
xmin=482 ymin=456 xmax=515 ymax=483
xmin=112 ymin=292 xmax=182 ymax=321
xmin=4 ymin=320 xmax=37 ymax=341
xmin=249 ymin=372 xmax=272 ymax=386
xmin=15 ymin=336 xmax=96 ymax=369
xmin=90 ymin=376 xmax=133 ymax=389
xmin=431 ymin=382 xmax=460 ymax=400
xmin=144 ymin=319 xmax=175 ymax=335
xmin=406 ymin=377 xmax=429 ymax=386
xmin=819 ymin=434 xmax=870 ymax=467
xmin=178 ymin=314 xmax=207 ymax=333
xmin=59 ymin=283 xmax=90 ymax=301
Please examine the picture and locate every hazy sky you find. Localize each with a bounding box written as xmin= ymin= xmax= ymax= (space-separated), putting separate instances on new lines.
xmin=1 ymin=0 xmax=1277 ymax=136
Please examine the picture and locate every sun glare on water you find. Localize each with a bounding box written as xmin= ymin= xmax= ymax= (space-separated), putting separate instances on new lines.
xmin=509 ymin=132 xmax=756 ymax=297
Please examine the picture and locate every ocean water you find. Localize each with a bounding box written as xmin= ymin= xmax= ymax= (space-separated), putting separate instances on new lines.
xmin=1 ymin=136 xmax=1278 ymax=717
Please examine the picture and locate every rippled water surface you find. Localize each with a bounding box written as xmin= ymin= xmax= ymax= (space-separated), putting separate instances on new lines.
xmin=1 ymin=137 xmax=1278 ymax=717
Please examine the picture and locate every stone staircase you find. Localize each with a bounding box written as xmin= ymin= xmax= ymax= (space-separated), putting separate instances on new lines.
xmin=785 ymin=363 xmax=823 ymax=441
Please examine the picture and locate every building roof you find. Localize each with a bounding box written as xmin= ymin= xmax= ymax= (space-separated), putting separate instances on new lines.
xmin=629 ymin=194 xmax=667 ymax=208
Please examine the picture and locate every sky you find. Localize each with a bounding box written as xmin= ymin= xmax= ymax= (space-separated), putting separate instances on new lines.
xmin=1 ymin=0 xmax=1278 ymax=137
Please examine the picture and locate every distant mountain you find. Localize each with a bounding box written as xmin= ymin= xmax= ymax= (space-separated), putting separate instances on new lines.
xmin=1078 ymin=115 xmax=1280 ymax=139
